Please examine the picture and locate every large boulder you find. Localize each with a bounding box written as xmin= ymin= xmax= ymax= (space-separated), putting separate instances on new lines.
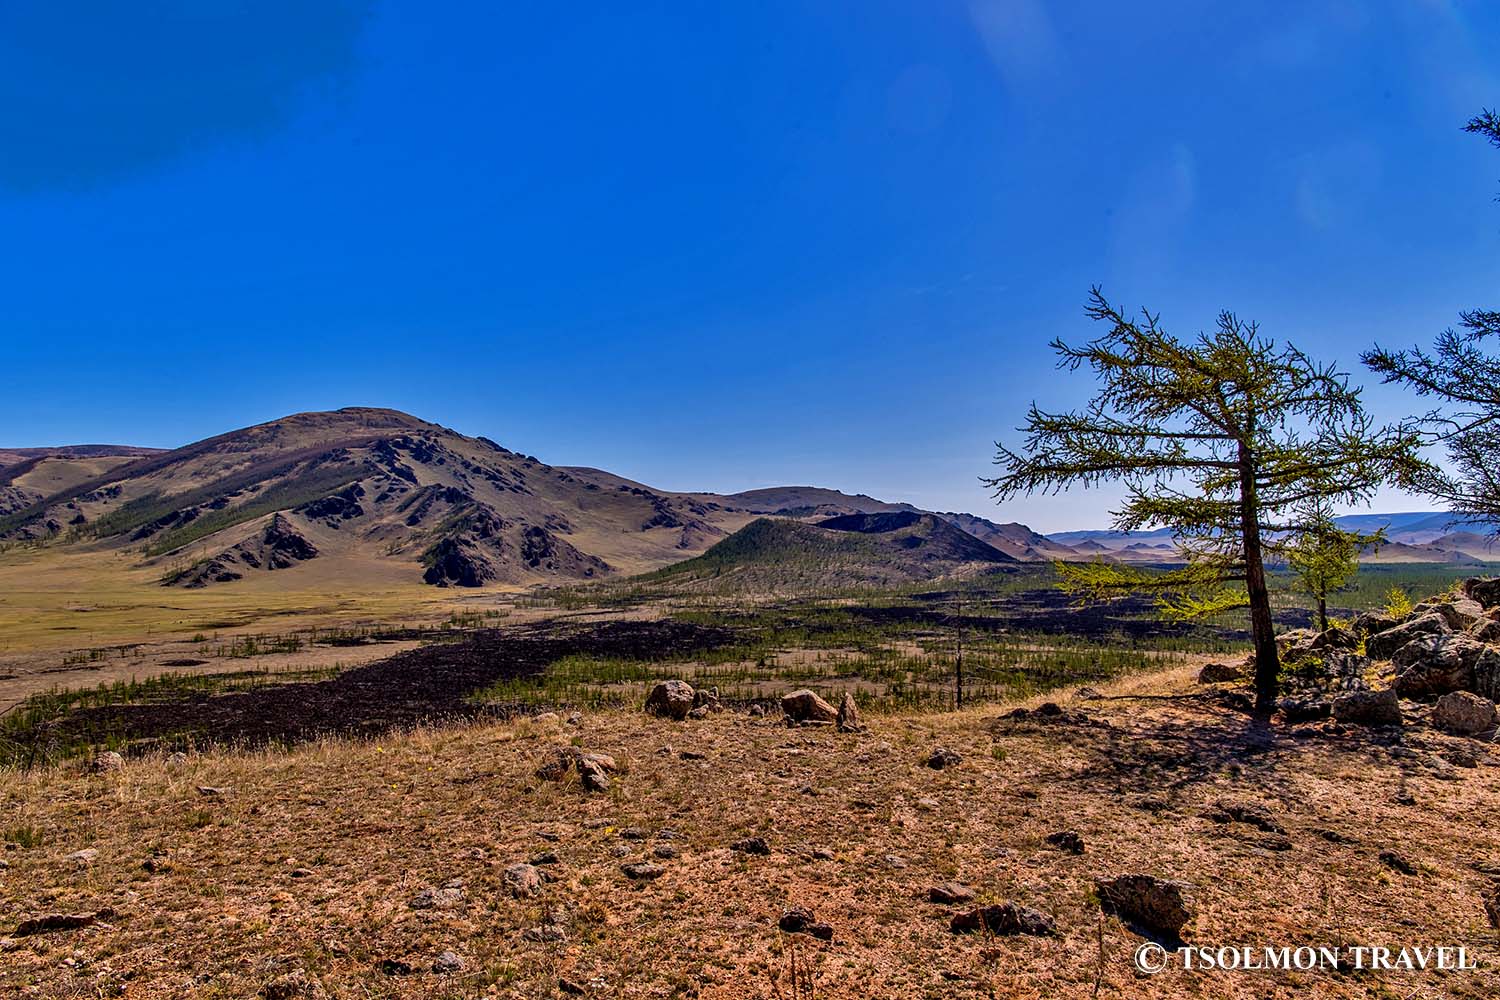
xmin=1277 ymin=629 xmax=1320 ymax=661
xmin=835 ymin=692 xmax=863 ymax=732
xmin=1392 ymin=634 xmax=1487 ymax=698
xmin=644 ymin=680 xmax=696 ymax=720
xmin=1414 ymin=596 xmax=1485 ymax=631
xmin=1310 ymin=625 xmax=1358 ymax=651
xmin=1468 ymin=617 xmax=1500 ymax=645
xmin=1094 ymin=875 xmax=1194 ymax=943
xmin=1432 ymin=691 xmax=1498 ymax=735
xmin=1353 ymin=610 xmax=1401 ymax=637
xmin=781 ymin=689 xmax=838 ymax=723
xmin=1366 ymin=613 xmax=1452 ymax=660
xmin=1197 ymin=661 xmax=1244 ymax=684
xmin=1331 ymin=688 xmax=1402 ymax=726
xmin=1464 ymin=577 xmax=1500 ymax=608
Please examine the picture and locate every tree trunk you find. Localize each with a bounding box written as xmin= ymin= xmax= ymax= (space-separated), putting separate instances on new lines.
xmin=1317 ymin=595 xmax=1328 ymax=633
xmin=1237 ymin=437 xmax=1279 ymax=712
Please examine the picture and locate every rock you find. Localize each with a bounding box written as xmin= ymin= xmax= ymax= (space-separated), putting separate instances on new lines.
xmin=289 ymin=867 xmax=314 ymax=879
xmin=1203 ymin=801 xmax=1285 ymax=834
xmin=950 ymin=903 xmax=1056 ymax=936
xmin=13 ymin=909 xmax=111 ymax=936
xmin=578 ymin=752 xmax=617 ymax=772
xmin=1197 ymin=661 xmax=1244 ymax=684
xmin=1354 ymin=610 xmax=1401 ymax=636
xmin=1045 ymin=830 xmax=1085 ymax=854
xmin=1331 ymin=688 xmax=1402 ymax=726
xmin=65 ymin=848 xmax=98 ymax=866
xmin=1094 ymin=875 xmax=1193 ymax=943
xmin=1277 ymin=698 xmax=1331 ymax=723
xmin=503 ymin=863 xmax=543 ymax=899
xmin=164 ymin=752 xmax=188 ymax=769
xmin=89 ymin=751 xmax=123 ymax=773
xmin=195 ymin=785 xmax=231 ymax=797
xmin=1311 ymin=625 xmax=1359 ymax=651
xmin=1484 ymin=883 xmax=1500 ymax=930
xmin=559 ymin=978 xmax=586 ymax=995
xmin=1468 ymin=618 xmax=1500 ymax=644
xmin=731 ymin=836 xmax=771 ymax=856
xmin=1366 ymin=613 xmax=1451 ymax=660
xmin=409 ymin=882 xmax=464 ymax=910
xmin=925 ymin=747 xmax=963 ymax=770
xmin=692 ymin=688 xmax=723 ymax=713
xmin=811 ymin=848 xmax=836 ymax=861
xmin=432 ymin=951 xmax=465 ymax=974
xmin=1415 ymin=596 xmax=1485 ymax=631
xmin=653 ymin=844 xmax=679 ymax=859
xmin=533 ymin=711 xmax=561 ymax=726
xmin=686 ymin=706 xmax=710 ymax=720
xmin=781 ymin=689 xmax=838 ymax=723
xmin=566 ymin=711 xmax=582 ymax=725
xmin=1393 ymin=634 xmax=1489 ymax=697
xmin=778 ymin=906 xmax=814 ymax=932
xmin=1432 ymin=691 xmax=1498 ymax=735
xmin=1465 ymin=577 xmax=1500 ymax=608
xmin=836 ymin=692 xmax=863 ymax=732
xmin=1379 ymin=849 xmax=1416 ymax=875
xmin=577 ymin=758 xmax=611 ymax=793
xmin=618 ymin=827 xmax=648 ymax=840
xmin=378 ymin=958 xmax=414 ymax=976
xmin=644 ymin=680 xmax=696 ymax=720
xmin=530 ymin=850 xmax=560 ymax=866
xmin=748 ymin=703 xmax=767 ymax=718
xmin=535 ymin=748 xmax=574 ymax=782
xmin=621 ymin=861 xmax=665 ymax=881
xmin=928 ymin=882 xmax=976 ymax=904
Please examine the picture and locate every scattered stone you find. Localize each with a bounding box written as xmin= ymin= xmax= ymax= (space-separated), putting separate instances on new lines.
xmin=559 ymin=977 xmax=587 ymax=995
xmin=566 ymin=712 xmax=583 ymax=725
xmin=1432 ymin=691 xmax=1498 ymax=735
xmin=644 ymin=680 xmax=696 ymax=720
xmin=657 ymin=828 xmax=680 ymax=840
xmin=619 ymin=827 xmax=648 ymax=840
xmin=811 ymin=848 xmax=836 ymax=861
xmin=950 ymin=903 xmax=1056 ymax=936
xmin=1331 ymin=688 xmax=1402 ymax=727
xmin=836 ymin=692 xmax=863 ymax=732
xmin=1312 ymin=827 xmax=1356 ymax=845
xmin=1446 ymin=747 xmax=1480 ymax=768
xmin=1075 ymin=685 xmax=1103 ymax=700
xmin=378 ymin=958 xmax=414 ymax=976
xmin=530 ymin=850 xmax=560 ymax=866
xmin=1094 ymin=875 xmax=1193 ymax=943
xmin=653 ymin=844 xmax=679 ymax=859
xmin=432 ymin=951 xmax=465 ymax=974
xmin=680 ymin=749 xmax=706 ymax=760
xmin=196 ymin=785 xmax=232 ymax=797
xmin=165 ymin=752 xmax=188 ymax=769
xmin=409 ymin=881 xmax=464 ymax=910
xmin=693 ymin=688 xmax=723 ymax=713
xmin=533 ymin=711 xmax=561 ymax=725
xmin=781 ymin=689 xmax=838 ymax=723
xmin=289 ymin=867 xmax=314 ymax=879
xmin=1045 ymin=830 xmax=1084 ymax=854
xmin=925 ymin=747 xmax=963 ymax=770
xmin=1379 ymin=849 xmax=1416 ymax=875
xmin=13 ymin=909 xmax=112 ymax=936
xmin=748 ymin=703 xmax=768 ymax=718
xmin=621 ymin=861 xmax=665 ymax=881
xmin=577 ymin=758 xmax=611 ymax=793
xmin=1203 ymin=800 xmax=1285 ymax=834
xmin=928 ymin=882 xmax=976 ymax=904
xmin=1197 ymin=662 xmax=1244 ymax=684
xmin=503 ymin=863 xmax=543 ymax=899
xmin=731 ymin=836 xmax=771 ymax=856
xmin=884 ymin=854 xmax=908 ymax=869
xmin=89 ymin=751 xmax=124 ymax=773
xmin=65 ymin=848 xmax=98 ymax=866
xmin=687 ymin=706 xmax=710 ymax=720
xmin=535 ymin=748 xmax=574 ymax=782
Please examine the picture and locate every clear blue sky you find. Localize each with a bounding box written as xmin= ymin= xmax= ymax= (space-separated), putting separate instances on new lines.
xmin=3 ymin=2 xmax=1497 ymax=531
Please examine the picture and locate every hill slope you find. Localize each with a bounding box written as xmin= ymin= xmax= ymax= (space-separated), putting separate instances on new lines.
xmin=646 ymin=512 xmax=1015 ymax=590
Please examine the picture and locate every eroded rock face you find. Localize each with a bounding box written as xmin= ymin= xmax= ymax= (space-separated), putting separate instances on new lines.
xmin=1414 ymin=596 xmax=1485 ymax=632
xmin=1094 ymin=875 xmax=1193 ymax=943
xmin=1432 ymin=691 xmax=1498 ymax=735
xmin=1366 ymin=614 xmax=1452 ymax=660
xmin=644 ymin=680 xmax=695 ymax=720
xmin=781 ymin=689 xmax=837 ymax=723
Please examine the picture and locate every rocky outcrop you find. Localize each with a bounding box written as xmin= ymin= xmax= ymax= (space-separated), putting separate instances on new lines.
xmin=1331 ymin=688 xmax=1402 ymax=726
xmin=1095 ymin=875 xmax=1193 ymax=943
xmin=165 ymin=514 xmax=318 ymax=588
xmin=1366 ymin=613 xmax=1451 ymax=660
xmin=1392 ymin=634 xmax=1491 ymax=698
xmin=1432 ymin=691 xmax=1498 ymax=735
xmin=781 ymin=689 xmax=838 ymax=723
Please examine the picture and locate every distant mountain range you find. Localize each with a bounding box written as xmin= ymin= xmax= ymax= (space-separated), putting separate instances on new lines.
xmin=2 ymin=409 xmax=1492 ymax=591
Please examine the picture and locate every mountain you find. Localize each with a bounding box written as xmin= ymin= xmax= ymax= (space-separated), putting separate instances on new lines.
xmin=644 ymin=511 xmax=1016 ymax=590
xmin=0 ymin=408 xmax=1089 ymax=591
xmin=0 ymin=408 xmax=755 ymax=588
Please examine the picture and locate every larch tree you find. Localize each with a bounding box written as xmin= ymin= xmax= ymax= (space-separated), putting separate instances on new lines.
xmin=985 ymin=288 xmax=1421 ymax=711
xmin=1286 ymin=497 xmax=1379 ymax=633
xmin=1364 ymin=110 xmax=1500 ymax=527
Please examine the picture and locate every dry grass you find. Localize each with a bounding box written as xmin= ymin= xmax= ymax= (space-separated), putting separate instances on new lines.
xmin=3 ymin=666 xmax=1499 ymax=999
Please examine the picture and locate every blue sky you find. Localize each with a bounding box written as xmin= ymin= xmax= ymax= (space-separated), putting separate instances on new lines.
xmin=2 ymin=2 xmax=1497 ymax=531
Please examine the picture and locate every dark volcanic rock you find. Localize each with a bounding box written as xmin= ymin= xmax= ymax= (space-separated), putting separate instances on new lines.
xmin=1095 ymin=875 xmax=1193 ymax=943
xmin=950 ymin=903 xmax=1055 ymax=936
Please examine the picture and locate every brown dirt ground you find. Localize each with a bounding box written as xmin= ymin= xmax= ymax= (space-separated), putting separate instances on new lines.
xmin=2 ymin=665 xmax=1499 ymax=999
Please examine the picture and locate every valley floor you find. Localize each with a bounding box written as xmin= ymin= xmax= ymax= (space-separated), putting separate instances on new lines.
xmin=3 ymin=665 xmax=1498 ymax=999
